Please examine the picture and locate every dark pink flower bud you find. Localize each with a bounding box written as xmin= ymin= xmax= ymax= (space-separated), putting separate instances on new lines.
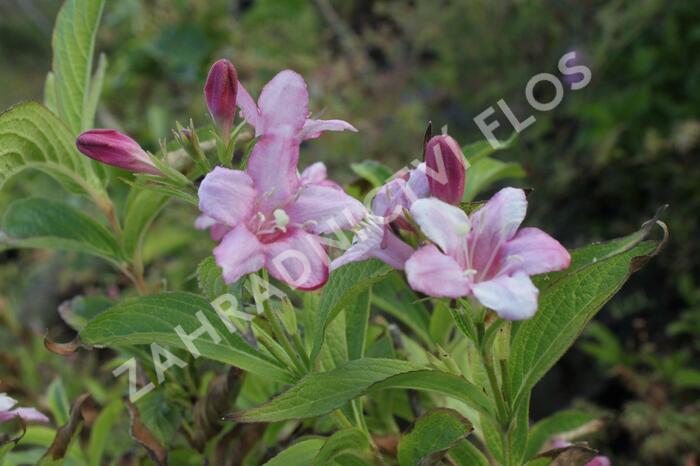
xmin=425 ymin=135 xmax=467 ymax=205
xmin=76 ymin=129 xmax=160 ymax=175
xmin=204 ymin=59 xmax=238 ymax=137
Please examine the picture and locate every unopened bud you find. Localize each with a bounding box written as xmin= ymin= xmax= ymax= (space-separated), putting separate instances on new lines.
xmin=425 ymin=135 xmax=467 ymax=205
xmin=76 ymin=129 xmax=160 ymax=175
xmin=204 ymin=59 xmax=238 ymax=137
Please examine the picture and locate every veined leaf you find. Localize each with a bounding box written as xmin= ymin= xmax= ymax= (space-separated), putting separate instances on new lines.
xmin=0 ymin=103 xmax=104 ymax=194
xmin=231 ymin=359 xmax=495 ymax=423
xmin=264 ymin=438 xmax=326 ymax=466
xmin=310 ymin=260 xmax=392 ymax=362
xmin=196 ymin=256 xmax=228 ymax=301
xmin=51 ymin=0 xmax=106 ymax=134
xmin=1 ymin=197 xmax=122 ymax=263
xmin=448 ymin=440 xmax=490 ymax=466
xmin=397 ymin=408 xmax=473 ymax=466
xmin=524 ymin=410 xmax=600 ymax=460
xmin=345 ymin=290 xmax=371 ymax=360
xmin=80 ymin=292 xmax=292 ymax=383
xmin=310 ymin=429 xmax=369 ymax=466
xmin=510 ymin=228 xmax=661 ymax=408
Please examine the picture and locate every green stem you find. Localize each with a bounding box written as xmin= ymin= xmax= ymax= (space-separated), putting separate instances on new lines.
xmin=262 ymin=303 xmax=307 ymax=376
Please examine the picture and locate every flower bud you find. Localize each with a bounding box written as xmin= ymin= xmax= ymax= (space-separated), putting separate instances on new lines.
xmin=204 ymin=59 xmax=238 ymax=137
xmin=425 ymin=135 xmax=467 ymax=205
xmin=76 ymin=129 xmax=160 ymax=175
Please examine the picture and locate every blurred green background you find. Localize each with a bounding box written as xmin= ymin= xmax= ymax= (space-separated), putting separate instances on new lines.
xmin=1 ymin=0 xmax=699 ymax=463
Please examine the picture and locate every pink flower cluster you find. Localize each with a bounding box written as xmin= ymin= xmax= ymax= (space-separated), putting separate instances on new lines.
xmin=75 ymin=58 xmax=571 ymax=318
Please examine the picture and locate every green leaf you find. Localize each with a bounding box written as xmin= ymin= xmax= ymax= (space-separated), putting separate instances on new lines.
xmin=524 ymin=410 xmax=599 ymax=460
xmin=510 ymin=231 xmax=660 ymax=408
xmin=231 ymin=359 xmax=423 ymax=422
xmin=448 ymin=440 xmax=490 ymax=466
xmin=310 ymin=260 xmax=392 ymax=362
xmin=462 ymin=157 xmax=526 ymax=202
xmin=264 ymin=438 xmax=326 ymax=466
xmin=397 ymin=408 xmax=473 ymax=466
xmin=80 ymin=292 xmax=292 ymax=383
xmin=1 ymin=198 xmax=122 ymax=263
xmin=461 ymin=132 xmax=517 ymax=164
xmin=350 ymin=160 xmax=394 ymax=187
xmin=51 ymin=0 xmax=106 ymax=134
xmin=58 ymin=295 xmax=115 ymax=332
xmin=0 ymin=102 xmax=104 ymax=194
xmin=310 ymin=429 xmax=369 ymax=466
xmin=87 ymin=400 xmax=123 ymax=465
xmin=46 ymin=378 xmax=70 ymax=427
xmin=372 ymin=272 xmax=432 ymax=347
xmin=345 ymin=290 xmax=371 ymax=360
xmin=122 ymin=188 xmax=168 ymax=261
xmin=231 ymin=360 xmax=495 ymax=423
xmin=196 ymin=256 xmax=228 ymax=301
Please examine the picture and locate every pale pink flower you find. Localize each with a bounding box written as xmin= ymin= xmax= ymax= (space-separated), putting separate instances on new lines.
xmin=236 ymin=70 xmax=357 ymax=141
xmin=198 ymin=77 xmax=366 ymax=290
xmin=76 ymin=129 xmax=161 ymax=175
xmin=330 ymin=164 xmax=428 ymax=271
xmin=0 ymin=393 xmax=49 ymax=424
xmin=405 ymin=188 xmax=570 ymax=320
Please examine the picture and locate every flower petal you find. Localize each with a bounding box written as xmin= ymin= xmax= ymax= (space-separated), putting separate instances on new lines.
xmin=236 ymin=81 xmax=261 ymax=135
xmin=286 ymin=185 xmax=366 ymax=234
xmin=194 ymin=215 xmax=230 ymax=241
xmin=213 ymin=226 xmax=266 ymax=284
xmin=472 ymin=272 xmax=538 ymax=320
xmin=265 ymin=230 xmax=328 ymax=290
xmin=500 ymin=227 xmax=571 ymax=276
xmin=405 ymin=245 xmax=471 ymax=298
xmin=12 ymin=408 xmax=49 ymax=423
xmin=300 ymin=162 xmax=328 ymax=185
xmin=469 ymin=187 xmax=527 ymax=270
xmin=246 ymin=135 xmax=301 ymax=214
xmin=331 ymin=219 xmax=413 ymax=271
xmin=198 ymin=167 xmax=256 ymax=227
xmin=0 ymin=394 xmax=17 ymax=411
xmin=258 ymin=70 xmax=309 ymax=136
xmin=407 ymin=163 xmax=431 ymax=200
xmin=411 ymin=198 xmax=470 ymax=258
xmin=299 ymin=118 xmax=358 ymax=140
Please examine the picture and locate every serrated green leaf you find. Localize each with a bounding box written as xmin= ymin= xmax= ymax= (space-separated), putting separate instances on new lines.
xmin=510 ymin=235 xmax=659 ymax=409
xmin=264 ymin=438 xmax=326 ymax=466
xmin=232 ymin=360 xmax=495 ymax=423
xmin=524 ymin=410 xmax=599 ymax=460
xmin=58 ymin=295 xmax=115 ymax=332
xmin=1 ymin=197 xmax=122 ymax=263
xmin=80 ymin=292 xmax=292 ymax=383
xmin=196 ymin=256 xmax=227 ymax=301
xmin=310 ymin=260 xmax=392 ymax=362
xmin=397 ymin=408 xmax=473 ymax=466
xmin=232 ymin=359 xmax=423 ymax=422
xmin=0 ymin=102 xmax=104 ymax=195
xmin=51 ymin=0 xmax=106 ymax=134
xmin=310 ymin=429 xmax=368 ymax=466
xmin=462 ymin=156 xmax=526 ymax=202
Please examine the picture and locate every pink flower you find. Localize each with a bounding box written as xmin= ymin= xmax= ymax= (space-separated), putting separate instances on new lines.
xmin=330 ymin=164 xmax=429 ymax=271
xmin=236 ymin=70 xmax=357 ymax=141
xmin=0 ymin=393 xmax=49 ymax=424
xmin=205 ymin=59 xmax=238 ymax=137
xmin=424 ymin=135 xmax=467 ymax=205
xmin=405 ymin=188 xmax=570 ymax=320
xmin=76 ymin=129 xmax=160 ymax=175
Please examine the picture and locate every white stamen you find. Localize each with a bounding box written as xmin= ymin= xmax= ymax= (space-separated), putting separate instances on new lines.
xmin=273 ymin=209 xmax=289 ymax=232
